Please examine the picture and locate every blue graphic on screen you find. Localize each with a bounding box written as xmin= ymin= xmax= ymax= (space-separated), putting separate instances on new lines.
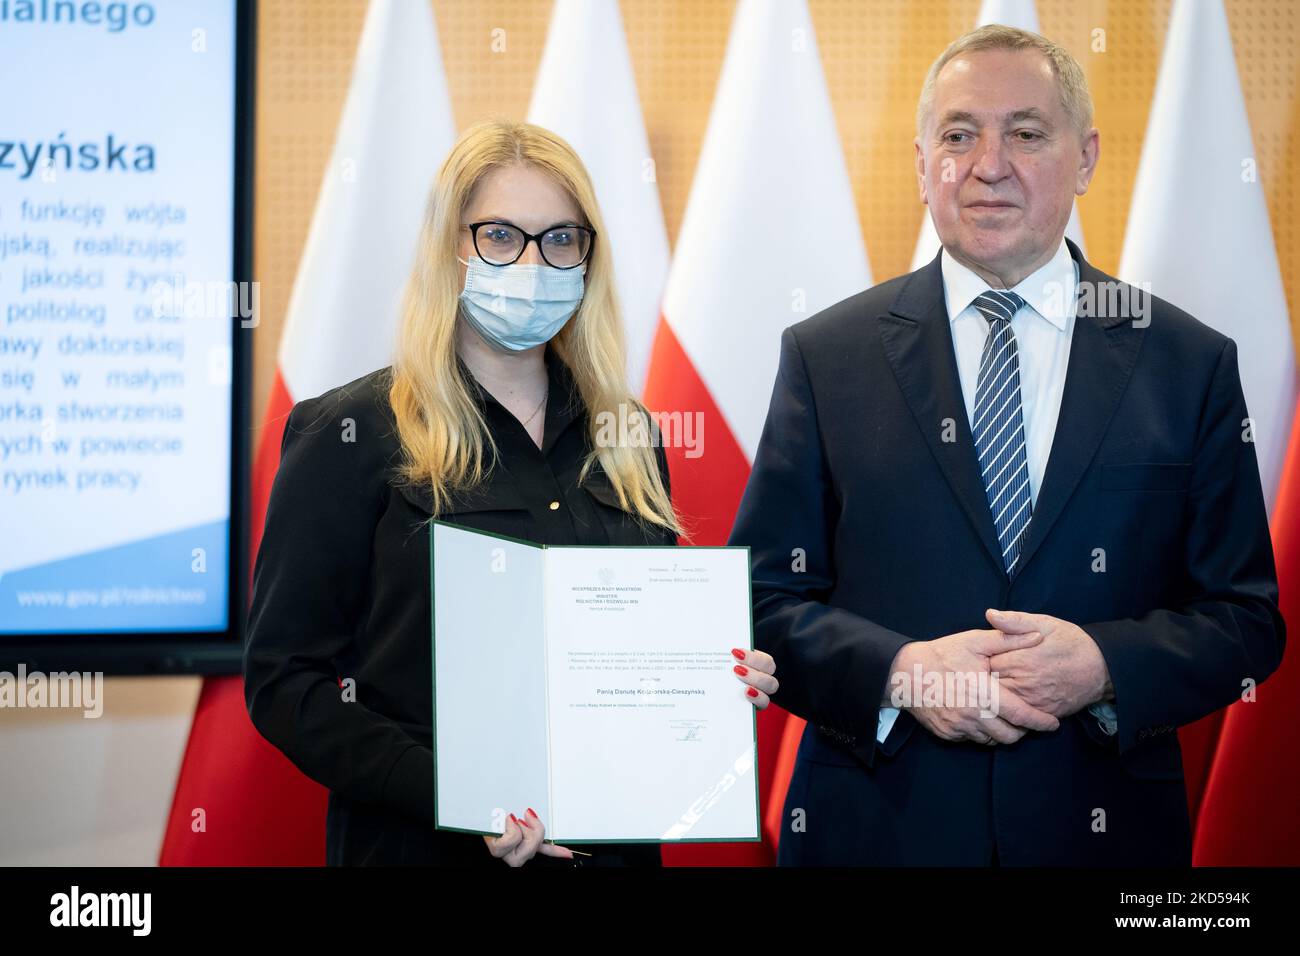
xmin=0 ymin=1 xmax=236 ymax=633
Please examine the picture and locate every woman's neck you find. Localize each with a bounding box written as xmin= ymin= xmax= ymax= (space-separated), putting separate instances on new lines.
xmin=455 ymin=320 xmax=548 ymax=402
xmin=455 ymin=321 xmax=549 ymax=448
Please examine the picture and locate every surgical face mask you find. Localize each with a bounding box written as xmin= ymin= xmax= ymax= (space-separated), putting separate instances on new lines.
xmin=457 ymin=255 xmax=584 ymax=352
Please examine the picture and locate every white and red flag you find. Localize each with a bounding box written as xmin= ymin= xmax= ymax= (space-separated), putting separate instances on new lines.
xmin=528 ymin=0 xmax=669 ymax=395
xmin=160 ymin=0 xmax=455 ymax=865
xmin=1120 ymin=0 xmax=1294 ymax=859
xmin=642 ymin=0 xmax=871 ymax=864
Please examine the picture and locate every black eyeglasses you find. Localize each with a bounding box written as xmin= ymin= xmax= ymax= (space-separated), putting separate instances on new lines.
xmin=464 ymin=220 xmax=596 ymax=269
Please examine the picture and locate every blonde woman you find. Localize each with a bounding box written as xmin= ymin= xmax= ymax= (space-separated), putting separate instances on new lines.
xmin=244 ymin=120 xmax=777 ymax=867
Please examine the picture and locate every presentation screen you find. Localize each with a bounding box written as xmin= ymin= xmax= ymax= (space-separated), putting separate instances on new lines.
xmin=0 ymin=0 xmax=253 ymax=673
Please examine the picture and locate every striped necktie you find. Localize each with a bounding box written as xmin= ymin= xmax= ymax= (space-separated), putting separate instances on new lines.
xmin=971 ymin=290 xmax=1031 ymax=574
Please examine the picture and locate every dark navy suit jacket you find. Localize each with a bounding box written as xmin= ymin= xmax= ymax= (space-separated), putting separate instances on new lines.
xmin=728 ymin=239 xmax=1285 ymax=865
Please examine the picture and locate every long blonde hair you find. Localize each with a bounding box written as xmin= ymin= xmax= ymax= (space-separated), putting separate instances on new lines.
xmin=389 ymin=119 xmax=681 ymax=535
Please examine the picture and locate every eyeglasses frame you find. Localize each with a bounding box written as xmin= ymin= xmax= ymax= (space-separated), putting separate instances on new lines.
xmin=463 ymin=220 xmax=597 ymax=269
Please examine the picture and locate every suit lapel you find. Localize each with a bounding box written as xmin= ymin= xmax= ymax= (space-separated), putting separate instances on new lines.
xmin=878 ymin=252 xmax=1007 ymax=577
xmin=1011 ymin=238 xmax=1145 ymax=578
xmin=877 ymin=239 xmax=1145 ymax=582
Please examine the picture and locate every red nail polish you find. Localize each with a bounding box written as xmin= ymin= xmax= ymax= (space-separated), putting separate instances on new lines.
xmin=508 ymin=813 xmax=518 ymax=825
xmin=527 ymin=807 xmax=538 ymax=818
xmin=747 ymin=687 xmax=759 ymax=698
xmin=731 ymin=648 xmax=746 ymax=660
xmin=733 ymin=664 xmax=748 ymax=676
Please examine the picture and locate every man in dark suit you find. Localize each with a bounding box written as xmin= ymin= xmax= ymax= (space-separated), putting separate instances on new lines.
xmin=728 ymin=24 xmax=1284 ymax=865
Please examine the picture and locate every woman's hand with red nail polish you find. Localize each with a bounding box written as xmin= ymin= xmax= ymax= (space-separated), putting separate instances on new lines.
xmin=731 ymin=647 xmax=778 ymax=710
xmin=482 ymin=806 xmax=575 ymax=866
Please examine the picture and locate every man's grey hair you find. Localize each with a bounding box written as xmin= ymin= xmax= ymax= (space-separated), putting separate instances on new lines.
xmin=916 ymin=24 xmax=1094 ymax=141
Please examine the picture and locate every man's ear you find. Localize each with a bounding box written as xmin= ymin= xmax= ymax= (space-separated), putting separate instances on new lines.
xmin=914 ymin=139 xmax=928 ymax=204
xmin=1075 ymin=127 xmax=1100 ymax=196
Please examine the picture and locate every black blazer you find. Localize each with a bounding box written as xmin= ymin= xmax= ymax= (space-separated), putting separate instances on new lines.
xmin=728 ymin=238 xmax=1285 ymax=865
xmin=244 ymin=350 xmax=673 ymax=865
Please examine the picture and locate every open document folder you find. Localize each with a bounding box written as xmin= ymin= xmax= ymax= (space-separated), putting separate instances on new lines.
xmin=430 ymin=520 xmax=760 ymax=844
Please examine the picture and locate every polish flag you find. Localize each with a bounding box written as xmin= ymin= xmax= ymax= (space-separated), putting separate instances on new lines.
xmin=909 ymin=0 xmax=1086 ymax=272
xmin=1194 ymin=403 xmax=1300 ymax=864
xmin=160 ymin=0 xmax=455 ymax=864
xmin=1118 ymin=0 xmax=1294 ymax=839
xmin=643 ymin=0 xmax=871 ymax=864
xmin=527 ymin=0 xmax=669 ymax=395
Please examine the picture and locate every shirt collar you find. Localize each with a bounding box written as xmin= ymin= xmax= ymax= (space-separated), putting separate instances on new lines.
xmin=940 ymin=236 xmax=1075 ymax=331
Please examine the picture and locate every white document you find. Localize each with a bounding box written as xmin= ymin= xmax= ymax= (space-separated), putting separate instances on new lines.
xmin=430 ymin=521 xmax=759 ymax=844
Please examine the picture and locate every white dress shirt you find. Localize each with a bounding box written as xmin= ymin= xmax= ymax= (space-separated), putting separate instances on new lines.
xmin=876 ymin=238 xmax=1117 ymax=743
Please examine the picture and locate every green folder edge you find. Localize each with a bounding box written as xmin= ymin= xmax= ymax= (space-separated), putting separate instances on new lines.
xmin=428 ymin=516 xmax=762 ymax=845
